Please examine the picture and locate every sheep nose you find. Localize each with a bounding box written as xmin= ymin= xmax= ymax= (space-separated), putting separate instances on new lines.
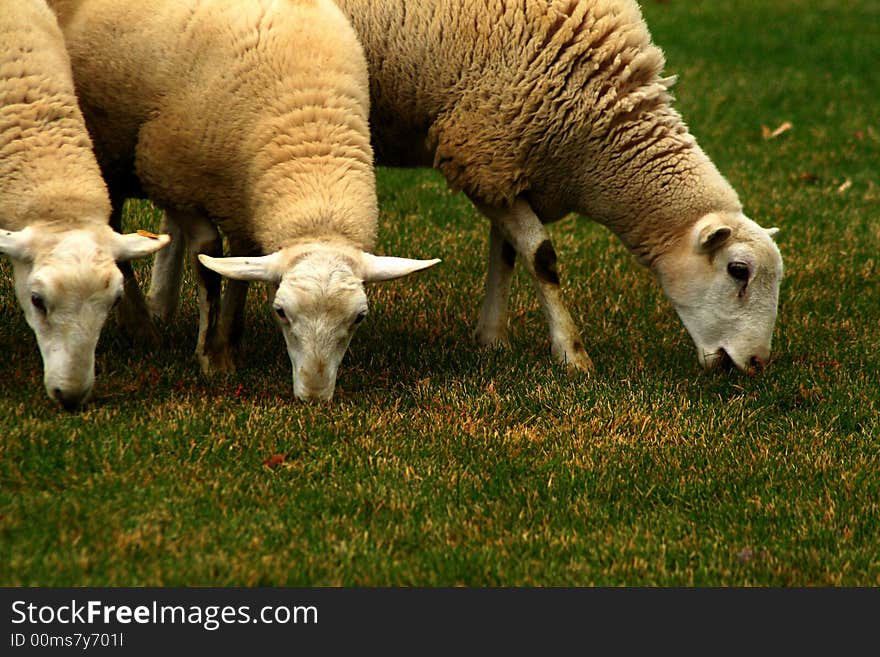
xmin=295 ymin=362 xmax=334 ymax=402
xmin=294 ymin=378 xmax=334 ymax=403
xmin=295 ymin=386 xmax=334 ymax=403
xmin=53 ymin=387 xmax=88 ymax=411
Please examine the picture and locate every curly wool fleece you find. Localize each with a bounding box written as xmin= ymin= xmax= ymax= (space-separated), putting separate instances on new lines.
xmin=336 ymin=0 xmax=742 ymax=262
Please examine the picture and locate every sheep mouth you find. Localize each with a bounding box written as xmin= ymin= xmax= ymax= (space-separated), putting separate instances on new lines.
xmin=704 ymin=348 xmax=736 ymax=372
xmin=705 ymin=348 xmax=766 ymax=375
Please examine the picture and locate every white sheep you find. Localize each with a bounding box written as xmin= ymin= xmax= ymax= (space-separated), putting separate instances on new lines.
xmin=49 ymin=0 xmax=440 ymax=401
xmin=333 ymin=0 xmax=784 ymax=373
xmin=0 ymin=0 xmax=170 ymax=409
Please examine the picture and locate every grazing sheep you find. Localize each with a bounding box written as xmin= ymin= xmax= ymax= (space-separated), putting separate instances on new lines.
xmin=0 ymin=0 xmax=169 ymax=409
xmin=49 ymin=0 xmax=440 ymax=401
xmin=333 ymin=0 xmax=784 ymax=373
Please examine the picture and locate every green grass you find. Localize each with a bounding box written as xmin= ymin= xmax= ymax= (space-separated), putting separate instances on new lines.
xmin=1 ymin=0 xmax=878 ymax=586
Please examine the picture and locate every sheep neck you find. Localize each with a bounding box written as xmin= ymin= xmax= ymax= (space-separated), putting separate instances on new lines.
xmin=586 ymin=138 xmax=743 ymax=270
xmin=247 ymin=161 xmax=379 ymax=255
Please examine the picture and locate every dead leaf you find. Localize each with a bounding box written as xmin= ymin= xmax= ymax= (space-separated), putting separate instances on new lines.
xmin=262 ymin=453 xmax=287 ymax=468
xmin=136 ymin=229 xmax=162 ymax=239
xmin=762 ymin=121 xmax=793 ymax=139
xmin=837 ymin=179 xmax=852 ymax=194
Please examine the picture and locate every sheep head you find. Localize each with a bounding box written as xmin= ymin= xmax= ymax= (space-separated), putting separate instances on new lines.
xmin=199 ymin=245 xmax=440 ymax=402
xmin=654 ymin=212 xmax=783 ymax=373
xmin=0 ymin=224 xmax=170 ymax=409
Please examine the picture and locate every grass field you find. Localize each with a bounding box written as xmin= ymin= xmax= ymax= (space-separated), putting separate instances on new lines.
xmin=1 ymin=0 xmax=878 ymax=586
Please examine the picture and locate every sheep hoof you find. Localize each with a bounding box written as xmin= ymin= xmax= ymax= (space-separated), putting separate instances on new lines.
xmin=554 ymin=342 xmax=594 ymax=374
xmin=198 ymin=350 xmax=236 ymax=377
xmin=473 ymin=325 xmax=509 ymax=349
xmin=145 ymin=294 xmax=175 ymax=324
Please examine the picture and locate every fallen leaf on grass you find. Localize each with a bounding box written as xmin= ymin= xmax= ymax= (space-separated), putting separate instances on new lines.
xmin=837 ymin=179 xmax=852 ymax=194
xmin=737 ymin=548 xmax=770 ymax=564
xmin=762 ymin=121 xmax=793 ymax=139
xmin=798 ymin=384 xmax=826 ymax=404
xmin=262 ymin=453 xmax=287 ymax=468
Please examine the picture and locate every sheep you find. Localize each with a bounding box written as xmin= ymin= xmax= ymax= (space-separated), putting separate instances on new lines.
xmin=48 ymin=0 xmax=440 ymax=402
xmin=0 ymin=0 xmax=170 ymax=409
xmin=331 ymin=0 xmax=784 ymax=373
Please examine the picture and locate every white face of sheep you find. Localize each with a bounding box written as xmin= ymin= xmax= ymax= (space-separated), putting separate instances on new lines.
xmin=655 ymin=212 xmax=783 ymax=373
xmin=199 ymin=248 xmax=441 ymax=402
xmin=0 ymin=225 xmax=170 ymax=409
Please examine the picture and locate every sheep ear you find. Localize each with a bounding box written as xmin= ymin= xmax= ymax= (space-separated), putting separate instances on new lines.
xmin=360 ymin=253 xmax=441 ymax=282
xmin=767 ymin=227 xmax=780 ymax=239
xmin=696 ymin=223 xmax=732 ymax=253
xmin=0 ymin=228 xmax=34 ymax=261
xmin=198 ymin=252 xmax=285 ymax=282
xmin=112 ymin=230 xmax=171 ymax=262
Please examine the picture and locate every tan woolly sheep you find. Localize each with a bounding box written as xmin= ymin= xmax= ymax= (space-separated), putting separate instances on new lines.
xmin=0 ymin=0 xmax=169 ymax=409
xmin=49 ymin=0 xmax=440 ymax=401
xmin=333 ymin=0 xmax=784 ymax=373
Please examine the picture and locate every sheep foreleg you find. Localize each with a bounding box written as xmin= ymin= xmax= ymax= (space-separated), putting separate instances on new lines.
xmin=146 ymin=210 xmax=186 ymax=322
xmin=180 ymin=210 xmax=235 ymax=375
xmin=477 ymin=198 xmax=593 ymax=373
xmin=474 ymin=222 xmax=516 ymax=348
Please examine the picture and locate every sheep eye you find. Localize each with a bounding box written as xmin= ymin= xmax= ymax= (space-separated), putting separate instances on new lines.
xmin=353 ymin=311 xmax=367 ymax=326
xmin=274 ymin=305 xmax=288 ymax=323
xmin=31 ymin=293 xmax=47 ymax=315
xmin=727 ymin=261 xmax=750 ymax=283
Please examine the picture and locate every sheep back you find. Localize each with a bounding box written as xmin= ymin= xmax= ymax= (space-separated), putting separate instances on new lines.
xmin=53 ymin=0 xmax=377 ymax=253
xmin=336 ymin=0 xmax=740 ymax=235
xmin=0 ymin=0 xmax=110 ymax=230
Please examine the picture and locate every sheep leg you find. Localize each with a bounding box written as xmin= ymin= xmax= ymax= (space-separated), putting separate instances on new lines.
xmin=219 ymin=234 xmax=257 ymax=348
xmin=145 ymin=210 xmax=186 ymax=322
xmin=473 ymin=222 xmax=516 ymax=347
xmin=110 ymin=201 xmax=162 ymax=347
xmin=220 ymin=280 xmax=250 ymax=348
xmin=173 ymin=209 xmax=235 ymax=375
xmin=476 ymin=198 xmax=593 ymax=372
